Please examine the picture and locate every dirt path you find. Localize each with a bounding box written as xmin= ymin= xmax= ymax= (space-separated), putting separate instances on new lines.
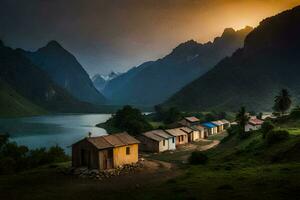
xmin=198 ymin=139 xmax=220 ymax=151
xmin=180 ymin=139 xmax=220 ymax=161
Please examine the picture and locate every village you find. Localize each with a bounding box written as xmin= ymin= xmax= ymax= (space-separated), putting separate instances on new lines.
xmin=71 ymin=114 xmax=266 ymax=176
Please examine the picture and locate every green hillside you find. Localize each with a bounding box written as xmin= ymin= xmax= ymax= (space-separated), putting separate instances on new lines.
xmin=136 ymin=118 xmax=300 ymax=200
xmin=0 ymin=81 xmax=46 ymax=117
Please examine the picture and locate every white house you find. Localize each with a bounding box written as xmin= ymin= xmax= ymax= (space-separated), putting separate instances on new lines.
xmin=245 ymin=118 xmax=264 ymax=132
xmin=138 ymin=130 xmax=175 ymax=152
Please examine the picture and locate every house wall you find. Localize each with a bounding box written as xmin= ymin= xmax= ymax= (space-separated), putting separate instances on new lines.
xmin=113 ymin=144 xmax=139 ymax=167
xmin=72 ymin=139 xmax=99 ymax=169
xmin=159 ymin=139 xmax=169 ymax=152
xmin=213 ymin=127 xmax=218 ymax=134
xmin=192 ymin=130 xmax=200 ymax=141
xmin=199 ymin=130 xmax=205 ymax=139
xmin=136 ymin=136 xmax=159 ymax=152
xmin=176 ymin=135 xmax=188 ymax=146
xmin=168 ymin=137 xmax=176 ymax=150
xmin=245 ymin=124 xmax=262 ymax=132
xmin=217 ymin=125 xmax=224 ymax=132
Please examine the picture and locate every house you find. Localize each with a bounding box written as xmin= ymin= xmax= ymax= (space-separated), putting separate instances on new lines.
xmin=179 ymin=116 xmax=201 ymax=127
xmin=191 ymin=125 xmax=207 ymax=138
xmin=150 ymin=130 xmax=176 ymax=151
xmin=220 ymin=119 xmax=231 ymax=129
xmin=211 ymin=120 xmax=224 ymax=133
xmin=165 ymin=127 xmax=188 ymax=146
xmin=201 ymin=122 xmax=218 ymax=135
xmin=137 ymin=130 xmax=175 ymax=152
xmin=72 ymin=132 xmax=140 ymax=170
xmin=180 ymin=126 xmax=200 ymax=142
xmin=245 ymin=118 xmax=264 ymax=132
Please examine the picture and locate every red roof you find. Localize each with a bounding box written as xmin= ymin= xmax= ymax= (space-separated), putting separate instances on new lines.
xmin=249 ymin=118 xmax=264 ymax=125
xmin=184 ymin=116 xmax=200 ymax=123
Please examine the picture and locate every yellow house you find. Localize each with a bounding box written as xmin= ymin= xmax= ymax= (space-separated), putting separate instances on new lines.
xmin=72 ymin=132 xmax=140 ymax=170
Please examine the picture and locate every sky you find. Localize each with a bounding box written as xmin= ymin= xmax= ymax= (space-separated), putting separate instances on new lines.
xmin=1 ymin=0 xmax=300 ymax=76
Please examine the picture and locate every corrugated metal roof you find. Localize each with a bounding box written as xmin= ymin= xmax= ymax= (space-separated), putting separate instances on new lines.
xmin=180 ymin=127 xmax=193 ymax=133
xmin=201 ymin=122 xmax=217 ymax=128
xmin=220 ymin=119 xmax=230 ymax=124
xmin=142 ymin=130 xmax=165 ymax=142
xmin=248 ymin=118 xmax=264 ymax=125
xmin=87 ymin=137 xmax=113 ymax=150
xmin=114 ymin=132 xmax=141 ymax=145
xmin=153 ymin=130 xmax=174 ymax=139
xmin=191 ymin=125 xmax=205 ymax=131
xmin=184 ymin=116 xmax=200 ymax=123
xmin=86 ymin=132 xmax=139 ymax=150
xmin=165 ymin=128 xmax=187 ymax=137
xmin=212 ymin=120 xmax=223 ymax=126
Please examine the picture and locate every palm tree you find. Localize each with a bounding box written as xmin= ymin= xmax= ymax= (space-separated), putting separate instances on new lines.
xmin=273 ymin=89 xmax=292 ymax=116
xmin=236 ymin=106 xmax=249 ymax=133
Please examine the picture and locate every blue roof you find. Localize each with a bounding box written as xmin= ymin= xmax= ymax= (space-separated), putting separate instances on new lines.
xmin=201 ymin=122 xmax=217 ymax=128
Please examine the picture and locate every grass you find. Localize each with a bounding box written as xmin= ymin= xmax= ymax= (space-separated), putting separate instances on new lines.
xmin=148 ymin=121 xmax=164 ymax=129
xmin=147 ymin=140 xmax=212 ymax=164
xmin=0 ymin=80 xmax=46 ymax=117
xmin=1 ymin=119 xmax=300 ymax=200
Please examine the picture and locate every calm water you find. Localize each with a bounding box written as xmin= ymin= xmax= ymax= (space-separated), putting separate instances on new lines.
xmin=0 ymin=114 xmax=111 ymax=153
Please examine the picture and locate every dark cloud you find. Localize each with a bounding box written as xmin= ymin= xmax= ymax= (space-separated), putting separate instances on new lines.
xmin=0 ymin=0 xmax=299 ymax=75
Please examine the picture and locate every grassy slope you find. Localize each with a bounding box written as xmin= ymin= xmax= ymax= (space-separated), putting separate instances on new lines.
xmin=0 ymin=120 xmax=299 ymax=200
xmin=0 ymin=81 xmax=46 ymax=117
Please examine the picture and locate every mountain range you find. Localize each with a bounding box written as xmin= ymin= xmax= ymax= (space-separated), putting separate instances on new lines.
xmin=0 ymin=40 xmax=105 ymax=116
xmin=102 ymin=26 xmax=253 ymax=106
xmin=92 ymin=72 xmax=122 ymax=92
xmin=21 ymin=41 xmax=106 ymax=105
xmin=164 ymin=6 xmax=300 ymax=112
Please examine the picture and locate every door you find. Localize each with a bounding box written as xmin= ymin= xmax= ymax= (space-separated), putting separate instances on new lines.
xmin=102 ymin=149 xmax=114 ymax=170
xmin=81 ymin=149 xmax=90 ymax=167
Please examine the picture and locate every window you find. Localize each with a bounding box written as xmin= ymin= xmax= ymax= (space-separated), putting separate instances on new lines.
xmin=163 ymin=140 xmax=165 ymax=146
xmin=172 ymin=137 xmax=175 ymax=143
xmin=126 ymin=147 xmax=130 ymax=155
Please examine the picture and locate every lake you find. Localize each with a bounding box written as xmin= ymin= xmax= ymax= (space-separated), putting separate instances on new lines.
xmin=0 ymin=114 xmax=111 ymax=153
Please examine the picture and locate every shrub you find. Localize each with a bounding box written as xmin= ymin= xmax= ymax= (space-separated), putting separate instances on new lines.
xmin=189 ymin=151 xmax=208 ymax=165
xmin=261 ymin=121 xmax=275 ymax=138
xmin=0 ymin=135 xmax=69 ymax=174
xmin=266 ymin=130 xmax=289 ymax=145
xmin=289 ymin=106 xmax=300 ymax=119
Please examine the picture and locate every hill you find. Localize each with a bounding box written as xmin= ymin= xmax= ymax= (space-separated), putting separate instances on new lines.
xmin=0 ymin=41 xmax=102 ymax=114
xmin=165 ymin=6 xmax=300 ymax=112
xmin=0 ymin=80 xmax=46 ymax=117
xmin=103 ymin=27 xmax=252 ymax=106
xmin=22 ymin=41 xmax=106 ymax=105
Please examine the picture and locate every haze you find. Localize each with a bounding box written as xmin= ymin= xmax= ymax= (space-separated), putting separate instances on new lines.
xmin=0 ymin=0 xmax=299 ymax=75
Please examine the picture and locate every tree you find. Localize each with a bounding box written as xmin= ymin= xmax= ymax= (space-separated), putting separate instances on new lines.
xmin=235 ymin=107 xmax=249 ymax=134
xmin=273 ymin=89 xmax=292 ymax=116
xmin=114 ymin=105 xmax=153 ymax=135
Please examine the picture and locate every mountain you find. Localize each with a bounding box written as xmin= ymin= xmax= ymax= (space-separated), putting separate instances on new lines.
xmin=100 ymin=71 xmax=122 ymax=81
xmin=0 ymin=41 xmax=101 ymax=114
xmin=92 ymin=74 xmax=107 ymax=92
xmin=102 ymin=27 xmax=253 ymax=106
xmin=0 ymin=80 xmax=46 ymax=117
xmin=92 ymin=71 xmax=122 ymax=92
xmin=22 ymin=41 xmax=106 ymax=105
xmin=164 ymin=6 xmax=300 ymax=112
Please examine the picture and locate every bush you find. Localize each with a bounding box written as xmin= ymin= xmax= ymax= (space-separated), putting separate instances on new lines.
xmin=261 ymin=121 xmax=275 ymax=138
xmin=189 ymin=151 xmax=208 ymax=165
xmin=266 ymin=130 xmax=289 ymax=145
xmin=289 ymin=106 xmax=300 ymax=119
xmin=0 ymin=135 xmax=70 ymax=174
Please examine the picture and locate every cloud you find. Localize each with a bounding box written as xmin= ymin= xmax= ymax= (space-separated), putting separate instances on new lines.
xmin=0 ymin=0 xmax=299 ymax=75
